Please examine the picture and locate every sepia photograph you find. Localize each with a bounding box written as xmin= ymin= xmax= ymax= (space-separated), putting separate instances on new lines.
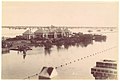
xmin=1 ymin=0 xmax=119 ymax=80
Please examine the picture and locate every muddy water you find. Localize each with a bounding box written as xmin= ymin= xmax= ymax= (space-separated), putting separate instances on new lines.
xmin=2 ymin=28 xmax=118 ymax=79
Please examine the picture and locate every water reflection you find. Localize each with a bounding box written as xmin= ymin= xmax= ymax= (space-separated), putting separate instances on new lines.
xmin=17 ymin=35 xmax=106 ymax=59
xmin=23 ymin=54 xmax=26 ymax=59
xmin=21 ymin=36 xmax=105 ymax=59
xmin=2 ymin=32 xmax=107 ymax=59
xmin=64 ymin=44 xmax=69 ymax=49
xmin=3 ymin=28 xmax=116 ymax=79
xmin=43 ymin=36 xmax=104 ymax=55
xmin=44 ymin=48 xmax=51 ymax=55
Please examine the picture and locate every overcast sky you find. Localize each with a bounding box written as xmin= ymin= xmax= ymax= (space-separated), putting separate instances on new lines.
xmin=2 ymin=1 xmax=118 ymax=27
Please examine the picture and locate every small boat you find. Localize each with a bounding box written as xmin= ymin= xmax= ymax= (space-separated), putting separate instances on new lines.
xmin=97 ymin=30 xmax=101 ymax=32
xmin=10 ymin=48 xmax=32 ymax=51
xmin=110 ymin=29 xmax=113 ymax=31
xmin=10 ymin=46 xmax=32 ymax=51
xmin=88 ymin=30 xmax=93 ymax=32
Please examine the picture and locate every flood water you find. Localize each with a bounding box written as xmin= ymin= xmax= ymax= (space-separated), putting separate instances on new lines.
xmin=2 ymin=28 xmax=118 ymax=79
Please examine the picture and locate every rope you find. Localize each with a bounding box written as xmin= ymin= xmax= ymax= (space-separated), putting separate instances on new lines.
xmin=23 ymin=45 xmax=117 ymax=79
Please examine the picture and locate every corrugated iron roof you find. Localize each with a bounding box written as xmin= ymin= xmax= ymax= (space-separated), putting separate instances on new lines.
xmin=34 ymin=29 xmax=44 ymax=34
xmin=23 ymin=30 xmax=33 ymax=35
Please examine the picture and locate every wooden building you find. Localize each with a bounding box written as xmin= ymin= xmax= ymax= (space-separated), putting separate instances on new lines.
xmin=34 ymin=29 xmax=44 ymax=39
xmin=23 ymin=30 xmax=34 ymax=40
